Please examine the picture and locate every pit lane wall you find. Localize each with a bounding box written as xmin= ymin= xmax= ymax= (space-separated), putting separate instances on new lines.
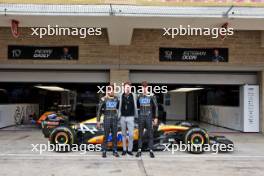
xmin=0 ymin=104 xmax=39 ymax=128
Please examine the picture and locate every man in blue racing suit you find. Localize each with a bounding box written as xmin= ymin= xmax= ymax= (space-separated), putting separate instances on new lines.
xmin=136 ymin=81 xmax=158 ymax=158
xmin=97 ymin=84 xmax=119 ymax=158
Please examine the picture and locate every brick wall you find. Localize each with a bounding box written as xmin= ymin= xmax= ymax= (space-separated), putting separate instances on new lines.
xmin=0 ymin=27 xmax=263 ymax=66
xmin=110 ymin=69 xmax=129 ymax=85
xmin=0 ymin=27 xmax=119 ymax=65
xmin=122 ymin=29 xmax=264 ymax=65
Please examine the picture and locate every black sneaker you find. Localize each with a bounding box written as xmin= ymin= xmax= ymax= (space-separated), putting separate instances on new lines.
xmin=122 ymin=151 xmax=127 ymax=156
xmin=136 ymin=151 xmax=141 ymax=157
xmin=149 ymin=151 xmax=155 ymax=158
xmin=127 ymin=151 xmax=133 ymax=156
xmin=102 ymin=151 xmax=107 ymax=158
xmin=113 ymin=151 xmax=119 ymax=157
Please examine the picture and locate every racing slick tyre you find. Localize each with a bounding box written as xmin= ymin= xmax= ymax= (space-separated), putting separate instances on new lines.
xmin=184 ymin=127 xmax=209 ymax=154
xmin=50 ymin=126 xmax=76 ymax=152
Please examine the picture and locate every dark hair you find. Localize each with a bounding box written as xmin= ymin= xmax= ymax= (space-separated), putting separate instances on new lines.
xmin=124 ymin=81 xmax=131 ymax=86
xmin=141 ymin=81 xmax=148 ymax=87
xmin=107 ymin=84 xmax=114 ymax=91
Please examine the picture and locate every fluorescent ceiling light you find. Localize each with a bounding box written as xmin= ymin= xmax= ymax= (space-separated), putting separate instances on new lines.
xmin=170 ymin=88 xmax=204 ymax=92
xmin=34 ymin=86 xmax=69 ymax=92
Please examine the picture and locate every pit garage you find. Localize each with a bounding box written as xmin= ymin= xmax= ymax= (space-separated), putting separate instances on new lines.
xmin=130 ymin=71 xmax=260 ymax=133
xmin=0 ymin=69 xmax=109 ymax=128
xmin=0 ymin=69 xmax=260 ymax=133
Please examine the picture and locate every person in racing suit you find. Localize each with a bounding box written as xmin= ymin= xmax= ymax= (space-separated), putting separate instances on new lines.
xmin=136 ymin=81 xmax=158 ymax=158
xmin=97 ymin=84 xmax=119 ymax=158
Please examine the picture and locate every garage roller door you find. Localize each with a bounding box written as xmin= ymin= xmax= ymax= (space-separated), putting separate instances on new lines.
xmin=0 ymin=70 xmax=109 ymax=83
xmin=130 ymin=71 xmax=257 ymax=85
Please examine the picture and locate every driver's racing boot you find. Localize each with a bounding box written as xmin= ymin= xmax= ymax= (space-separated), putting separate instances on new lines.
xmin=149 ymin=150 xmax=155 ymax=158
xmin=136 ymin=149 xmax=142 ymax=157
xmin=102 ymin=151 xmax=107 ymax=158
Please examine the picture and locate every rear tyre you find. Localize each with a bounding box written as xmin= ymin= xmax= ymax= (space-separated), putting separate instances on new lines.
xmin=184 ymin=127 xmax=209 ymax=154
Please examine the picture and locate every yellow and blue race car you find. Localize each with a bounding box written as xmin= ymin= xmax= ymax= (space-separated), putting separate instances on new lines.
xmin=41 ymin=112 xmax=234 ymax=154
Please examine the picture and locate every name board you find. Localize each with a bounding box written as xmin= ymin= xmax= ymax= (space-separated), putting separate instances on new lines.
xmin=8 ymin=45 xmax=78 ymax=60
xmin=160 ymin=48 xmax=228 ymax=62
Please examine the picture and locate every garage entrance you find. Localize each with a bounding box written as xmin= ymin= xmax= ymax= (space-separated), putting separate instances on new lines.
xmin=0 ymin=82 xmax=106 ymax=121
xmin=0 ymin=70 xmax=109 ymax=128
xmin=130 ymin=71 xmax=259 ymax=132
xmin=160 ymin=85 xmax=240 ymax=129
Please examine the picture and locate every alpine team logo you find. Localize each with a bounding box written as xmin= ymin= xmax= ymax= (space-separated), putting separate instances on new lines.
xmin=139 ymin=97 xmax=151 ymax=106
xmin=11 ymin=19 xmax=19 ymax=38
xmin=106 ymin=101 xmax=117 ymax=109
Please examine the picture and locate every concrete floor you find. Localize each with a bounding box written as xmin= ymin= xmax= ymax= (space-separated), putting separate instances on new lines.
xmin=0 ymin=126 xmax=264 ymax=176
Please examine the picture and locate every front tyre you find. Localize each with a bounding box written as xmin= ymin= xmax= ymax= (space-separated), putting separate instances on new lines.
xmin=50 ymin=127 xmax=76 ymax=152
xmin=184 ymin=128 xmax=209 ymax=154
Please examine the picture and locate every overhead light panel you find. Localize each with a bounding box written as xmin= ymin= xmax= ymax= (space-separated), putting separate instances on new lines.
xmin=34 ymin=86 xmax=69 ymax=92
xmin=170 ymin=88 xmax=204 ymax=92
